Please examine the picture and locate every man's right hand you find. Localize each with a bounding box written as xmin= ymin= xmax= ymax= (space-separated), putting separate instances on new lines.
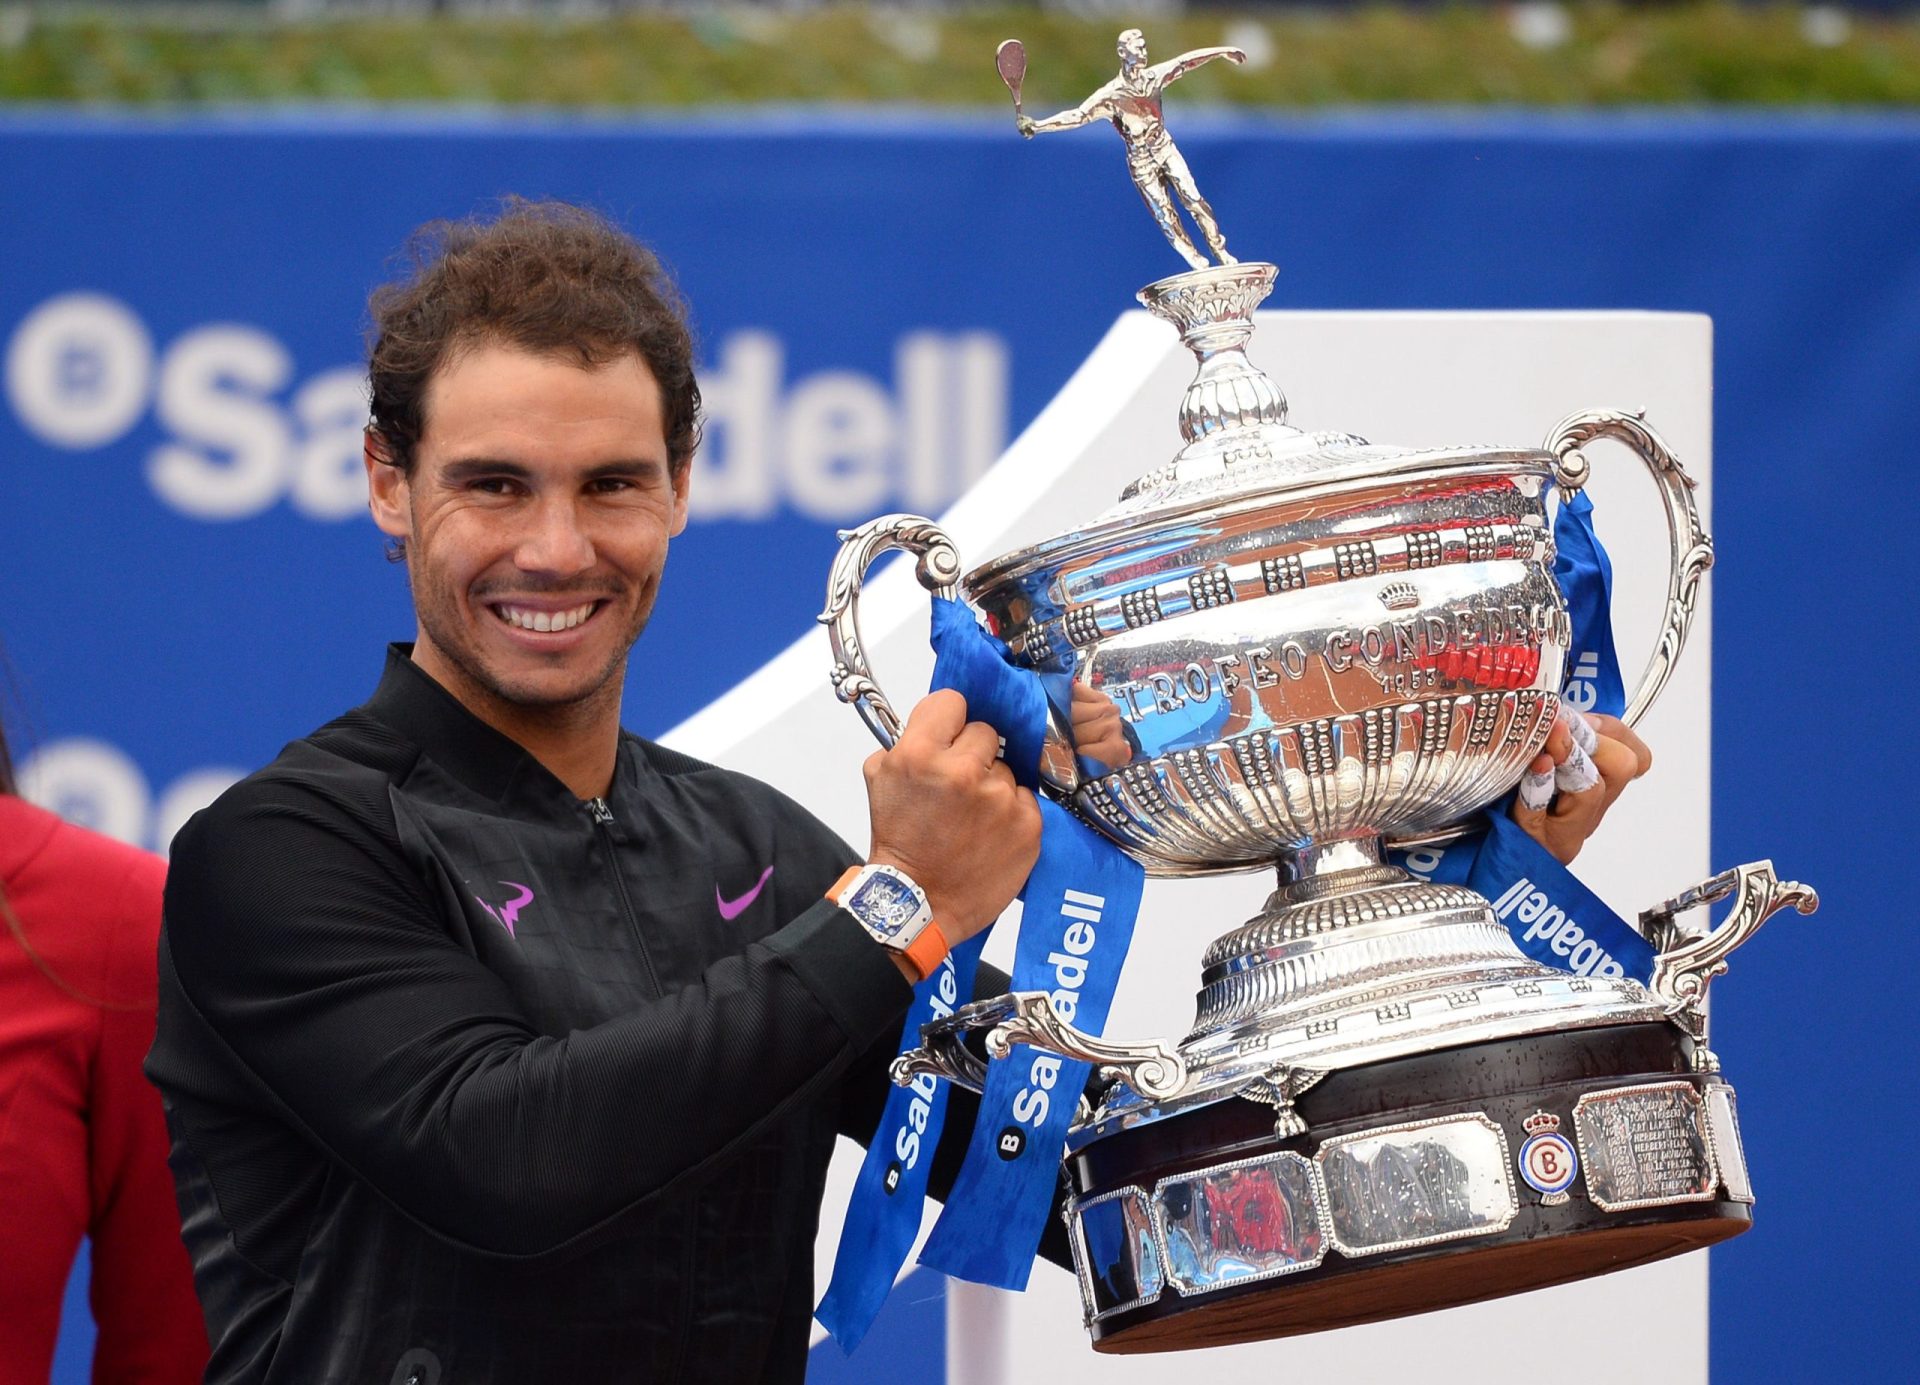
xmin=1016 ymin=113 xmax=1037 ymax=138
xmin=862 ymin=689 xmax=1042 ymax=946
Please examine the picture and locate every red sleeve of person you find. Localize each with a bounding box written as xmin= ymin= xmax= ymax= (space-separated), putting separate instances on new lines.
xmin=0 ymin=783 xmax=209 ymax=1383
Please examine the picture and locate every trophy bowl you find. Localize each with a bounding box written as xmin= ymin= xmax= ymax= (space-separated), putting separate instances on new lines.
xmin=827 ymin=262 xmax=1708 ymax=882
xmin=967 ymin=444 xmax=1574 ymax=870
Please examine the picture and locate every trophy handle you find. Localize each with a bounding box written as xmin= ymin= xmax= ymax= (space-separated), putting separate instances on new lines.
xmin=1640 ymin=860 xmax=1819 ymax=1072
xmin=820 ymin=513 xmax=964 ymax=748
xmin=892 ymin=990 xmax=1190 ymax=1107
xmin=1543 ymin=408 xmax=1716 ymax=727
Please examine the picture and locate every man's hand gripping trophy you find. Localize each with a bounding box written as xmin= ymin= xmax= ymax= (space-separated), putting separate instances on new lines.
xmin=999 ymin=29 xmax=1246 ymax=271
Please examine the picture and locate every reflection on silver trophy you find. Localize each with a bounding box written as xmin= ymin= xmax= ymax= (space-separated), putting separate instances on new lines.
xmin=823 ymin=30 xmax=1817 ymax=1351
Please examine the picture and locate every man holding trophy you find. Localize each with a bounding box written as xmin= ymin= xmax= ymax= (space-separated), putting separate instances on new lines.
xmin=146 ymin=201 xmax=1061 ymax=1383
xmin=140 ymin=27 xmax=1774 ymax=1381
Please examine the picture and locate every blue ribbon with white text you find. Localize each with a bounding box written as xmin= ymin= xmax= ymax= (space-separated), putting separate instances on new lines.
xmin=916 ymin=792 xmax=1142 ymax=1287
xmin=1554 ymin=489 xmax=1626 ymax=717
xmin=1389 ymin=487 xmax=1654 ymax=983
xmin=819 ymin=599 xmax=1145 ymax=1346
xmin=815 ymin=936 xmax=985 ymax=1352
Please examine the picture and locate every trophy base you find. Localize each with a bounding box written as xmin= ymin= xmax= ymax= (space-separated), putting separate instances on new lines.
xmin=1063 ymin=1021 xmax=1754 ymax=1352
xmin=1092 ymin=1215 xmax=1746 ymax=1353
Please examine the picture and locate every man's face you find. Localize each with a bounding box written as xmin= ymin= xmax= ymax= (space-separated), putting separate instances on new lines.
xmin=1118 ymin=31 xmax=1147 ymax=72
xmin=367 ymin=341 xmax=689 ymax=722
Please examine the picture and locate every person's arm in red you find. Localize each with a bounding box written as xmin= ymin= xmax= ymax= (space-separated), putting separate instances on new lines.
xmin=84 ymin=849 xmax=208 ymax=1383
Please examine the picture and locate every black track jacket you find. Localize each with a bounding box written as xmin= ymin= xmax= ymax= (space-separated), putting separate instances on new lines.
xmin=147 ymin=647 xmax=1054 ymax=1383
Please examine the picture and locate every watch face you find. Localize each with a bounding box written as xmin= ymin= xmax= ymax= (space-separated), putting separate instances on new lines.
xmin=848 ymin=873 xmax=923 ymax=941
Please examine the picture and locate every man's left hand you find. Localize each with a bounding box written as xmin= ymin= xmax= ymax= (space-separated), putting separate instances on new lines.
xmin=1509 ymin=711 xmax=1652 ymax=866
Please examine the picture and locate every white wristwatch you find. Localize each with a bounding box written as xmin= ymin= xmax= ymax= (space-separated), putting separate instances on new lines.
xmin=828 ymin=864 xmax=950 ymax=981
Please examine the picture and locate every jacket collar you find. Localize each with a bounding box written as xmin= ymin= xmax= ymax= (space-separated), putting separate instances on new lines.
xmin=362 ymin=644 xmax=638 ymax=809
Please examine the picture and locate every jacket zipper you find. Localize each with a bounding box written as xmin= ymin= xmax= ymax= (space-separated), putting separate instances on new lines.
xmin=587 ymin=796 xmax=662 ymax=994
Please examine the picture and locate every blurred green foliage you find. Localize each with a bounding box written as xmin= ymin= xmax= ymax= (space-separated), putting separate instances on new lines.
xmin=1 ymin=4 xmax=1917 ymax=106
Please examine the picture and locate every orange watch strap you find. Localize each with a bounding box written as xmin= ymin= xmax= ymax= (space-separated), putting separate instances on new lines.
xmin=827 ymin=865 xmax=862 ymax=904
xmin=900 ymin=921 xmax=951 ymax=982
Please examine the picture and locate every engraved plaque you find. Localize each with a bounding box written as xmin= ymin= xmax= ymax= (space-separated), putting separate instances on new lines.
xmin=1704 ymin=1083 xmax=1754 ymax=1204
xmin=1071 ymin=1188 xmax=1164 ymax=1321
xmin=1317 ymin=1113 xmax=1516 ymax=1256
xmin=1153 ymin=1151 xmax=1325 ymax=1295
xmin=1574 ymin=1082 xmax=1718 ymax=1212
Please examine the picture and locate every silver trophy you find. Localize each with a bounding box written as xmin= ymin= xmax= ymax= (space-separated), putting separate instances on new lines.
xmin=823 ymin=32 xmax=1817 ymax=1350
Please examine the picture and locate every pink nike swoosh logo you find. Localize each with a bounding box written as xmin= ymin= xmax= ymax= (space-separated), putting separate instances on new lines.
xmin=476 ymin=882 xmax=535 ymax=938
xmin=717 ymin=866 xmax=775 ymax=921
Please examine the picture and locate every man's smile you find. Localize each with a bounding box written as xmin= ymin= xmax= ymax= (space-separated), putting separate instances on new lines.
xmin=488 ymin=599 xmax=606 ymax=634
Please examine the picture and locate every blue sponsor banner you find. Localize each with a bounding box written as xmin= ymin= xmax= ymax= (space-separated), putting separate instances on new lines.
xmin=3 ymin=112 xmax=1914 ymax=1384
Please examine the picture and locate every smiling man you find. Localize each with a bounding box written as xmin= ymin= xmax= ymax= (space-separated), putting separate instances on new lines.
xmin=145 ymin=201 xmax=1046 ymax=1384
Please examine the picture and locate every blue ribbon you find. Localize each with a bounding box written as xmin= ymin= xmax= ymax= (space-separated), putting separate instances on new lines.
xmin=819 ymin=598 xmax=1145 ymax=1347
xmin=815 ymin=932 xmax=984 ymax=1352
xmin=916 ymin=793 xmax=1142 ymax=1287
xmin=1389 ymin=486 xmax=1654 ymax=983
xmin=1555 ymin=489 xmax=1627 ymax=717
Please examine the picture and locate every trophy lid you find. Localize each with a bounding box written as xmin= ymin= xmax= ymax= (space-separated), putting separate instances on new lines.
xmin=965 ymin=262 xmax=1556 ymax=595
xmin=964 ymin=428 xmax=1551 ymax=597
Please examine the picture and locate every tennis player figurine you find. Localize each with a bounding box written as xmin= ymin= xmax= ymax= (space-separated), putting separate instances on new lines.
xmin=1005 ymin=29 xmax=1247 ymax=270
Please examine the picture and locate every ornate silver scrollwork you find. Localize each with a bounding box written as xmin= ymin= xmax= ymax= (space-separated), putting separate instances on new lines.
xmin=819 ymin=514 xmax=964 ymax=748
xmin=1136 ymin=263 xmax=1290 ymax=447
xmin=984 ymin=991 xmax=1190 ymax=1101
xmin=1543 ymin=408 xmax=1716 ymax=727
xmin=889 ymin=1013 xmax=991 ymax=1097
xmin=892 ymin=991 xmax=1190 ymax=1106
xmin=1641 ymin=860 xmax=1819 ymax=1072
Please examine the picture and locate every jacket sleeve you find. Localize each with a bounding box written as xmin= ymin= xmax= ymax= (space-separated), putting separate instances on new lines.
xmin=835 ymin=959 xmax=1077 ymax=1273
xmin=158 ymin=779 xmax=914 ymax=1262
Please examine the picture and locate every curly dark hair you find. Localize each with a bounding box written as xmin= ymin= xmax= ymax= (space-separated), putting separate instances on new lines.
xmin=366 ymin=198 xmax=702 ymax=478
